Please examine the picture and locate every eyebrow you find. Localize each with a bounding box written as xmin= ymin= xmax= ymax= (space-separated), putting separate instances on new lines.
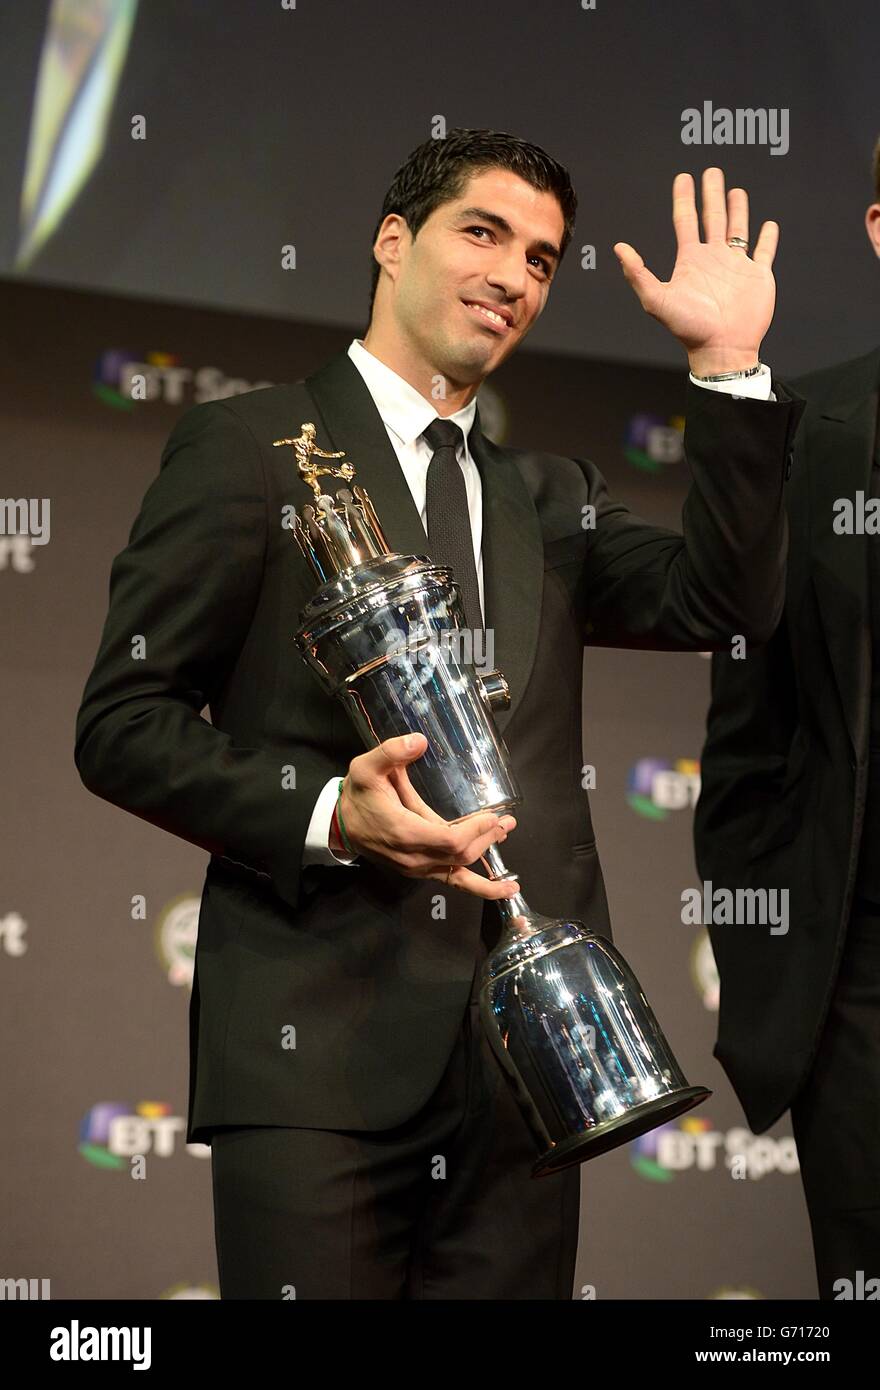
xmin=454 ymin=206 xmax=561 ymax=264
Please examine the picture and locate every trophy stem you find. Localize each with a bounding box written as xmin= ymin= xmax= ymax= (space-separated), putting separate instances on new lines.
xmin=480 ymin=842 xmax=555 ymax=937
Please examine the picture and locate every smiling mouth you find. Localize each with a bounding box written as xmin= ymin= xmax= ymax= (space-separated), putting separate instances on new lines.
xmin=462 ymin=300 xmax=512 ymax=333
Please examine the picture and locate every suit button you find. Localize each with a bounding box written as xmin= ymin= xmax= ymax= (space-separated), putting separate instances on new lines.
xmin=784 ymin=450 xmax=793 ymax=480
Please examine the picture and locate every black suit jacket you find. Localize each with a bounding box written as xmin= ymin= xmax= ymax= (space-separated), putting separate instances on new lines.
xmin=694 ymin=345 xmax=880 ymax=1135
xmin=74 ymin=350 xmax=803 ymax=1142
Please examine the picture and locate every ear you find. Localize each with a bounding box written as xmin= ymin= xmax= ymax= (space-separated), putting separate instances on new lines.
xmin=372 ymin=213 xmax=410 ymax=279
xmin=864 ymin=203 xmax=880 ymax=260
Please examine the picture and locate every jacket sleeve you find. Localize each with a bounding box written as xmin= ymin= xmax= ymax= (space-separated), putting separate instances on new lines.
xmin=575 ymin=378 xmax=805 ymax=650
xmin=693 ymin=608 xmax=800 ymax=882
xmin=74 ymin=398 xmax=326 ymax=909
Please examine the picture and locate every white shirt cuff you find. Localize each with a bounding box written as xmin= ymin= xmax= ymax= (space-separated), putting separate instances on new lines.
xmin=689 ymin=363 xmax=775 ymax=401
xmin=303 ymin=774 xmax=359 ymax=867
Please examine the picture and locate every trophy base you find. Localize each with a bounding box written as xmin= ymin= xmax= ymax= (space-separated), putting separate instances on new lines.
xmin=530 ymin=1086 xmax=712 ymax=1179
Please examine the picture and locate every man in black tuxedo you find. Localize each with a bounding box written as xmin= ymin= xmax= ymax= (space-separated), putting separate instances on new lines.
xmin=694 ymin=137 xmax=880 ymax=1300
xmin=75 ymin=129 xmax=803 ymax=1299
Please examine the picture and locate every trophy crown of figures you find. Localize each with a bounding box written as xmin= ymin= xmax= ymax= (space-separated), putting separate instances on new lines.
xmin=273 ymin=422 xmax=390 ymax=583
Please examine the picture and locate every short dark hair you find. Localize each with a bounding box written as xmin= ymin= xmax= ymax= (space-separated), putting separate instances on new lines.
xmin=874 ymin=133 xmax=880 ymax=202
xmin=366 ymin=127 xmax=578 ymax=322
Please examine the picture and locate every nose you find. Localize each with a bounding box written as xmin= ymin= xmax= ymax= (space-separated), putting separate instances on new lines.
xmin=485 ymin=244 xmax=529 ymax=305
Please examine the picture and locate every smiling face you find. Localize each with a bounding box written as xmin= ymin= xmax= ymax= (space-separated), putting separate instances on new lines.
xmin=365 ymin=167 xmax=566 ymax=405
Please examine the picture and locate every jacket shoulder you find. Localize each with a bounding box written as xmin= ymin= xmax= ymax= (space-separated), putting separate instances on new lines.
xmin=486 ymin=434 xmax=591 ymax=488
xmin=159 ymin=382 xmax=315 ymax=464
xmin=789 ymin=345 xmax=880 ymax=405
xmin=198 ymin=381 xmax=311 ymax=430
xmin=164 ymin=380 xmax=312 ymax=439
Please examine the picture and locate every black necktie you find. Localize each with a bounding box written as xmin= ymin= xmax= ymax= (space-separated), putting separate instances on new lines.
xmin=422 ymin=417 xmax=484 ymax=636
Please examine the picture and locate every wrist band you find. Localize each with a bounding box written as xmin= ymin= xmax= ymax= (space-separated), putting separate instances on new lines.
xmin=692 ymin=361 xmax=763 ymax=382
xmin=335 ymin=777 xmax=355 ymax=856
xmin=330 ymin=799 xmax=343 ymax=846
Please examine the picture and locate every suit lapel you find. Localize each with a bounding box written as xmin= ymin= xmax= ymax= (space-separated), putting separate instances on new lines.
xmin=303 ymin=351 xmax=544 ymax=738
xmin=304 ymin=351 xmax=429 ymax=560
xmin=806 ymin=362 xmax=879 ymax=757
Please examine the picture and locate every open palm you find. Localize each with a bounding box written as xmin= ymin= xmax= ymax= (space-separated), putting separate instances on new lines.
xmin=614 ymin=168 xmax=778 ymax=373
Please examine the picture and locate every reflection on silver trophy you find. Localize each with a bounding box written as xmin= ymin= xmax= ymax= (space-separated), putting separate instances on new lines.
xmin=276 ymin=422 xmax=710 ymax=1177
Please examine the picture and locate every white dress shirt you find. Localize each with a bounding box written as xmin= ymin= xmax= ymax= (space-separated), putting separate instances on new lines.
xmin=303 ymin=341 xmax=775 ymax=866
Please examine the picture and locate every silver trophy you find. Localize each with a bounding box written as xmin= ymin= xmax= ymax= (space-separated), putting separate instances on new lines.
xmin=277 ymin=423 xmax=710 ymax=1178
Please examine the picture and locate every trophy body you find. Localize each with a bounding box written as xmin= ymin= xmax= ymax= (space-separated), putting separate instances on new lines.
xmin=281 ymin=424 xmax=710 ymax=1177
xmin=296 ymin=553 xmax=519 ymax=821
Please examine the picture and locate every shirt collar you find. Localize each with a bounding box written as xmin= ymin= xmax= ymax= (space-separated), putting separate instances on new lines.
xmin=347 ymin=338 xmax=477 ymax=451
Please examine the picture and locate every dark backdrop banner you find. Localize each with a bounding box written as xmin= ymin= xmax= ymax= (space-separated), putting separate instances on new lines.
xmin=0 ymin=0 xmax=878 ymax=375
xmin=0 ymin=277 xmax=815 ymax=1299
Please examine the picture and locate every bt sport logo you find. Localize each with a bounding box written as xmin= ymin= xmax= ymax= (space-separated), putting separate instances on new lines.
xmin=627 ymin=757 xmax=700 ymax=820
xmin=93 ymin=349 xmax=274 ymax=409
xmin=78 ymin=1102 xmax=209 ymax=1168
xmin=624 ymin=413 xmax=684 ymax=473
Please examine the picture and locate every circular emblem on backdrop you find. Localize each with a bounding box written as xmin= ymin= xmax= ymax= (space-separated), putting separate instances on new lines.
xmin=154 ymin=894 xmax=201 ymax=989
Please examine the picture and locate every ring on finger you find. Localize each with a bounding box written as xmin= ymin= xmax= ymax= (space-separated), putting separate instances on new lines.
xmin=727 ymin=236 xmax=749 ymax=251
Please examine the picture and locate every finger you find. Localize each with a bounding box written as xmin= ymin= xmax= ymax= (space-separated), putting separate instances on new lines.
xmin=402 ymin=807 xmax=511 ymax=865
xmin=613 ymin=242 xmax=664 ymax=314
xmin=448 ymin=804 xmax=519 ymax=852
xmin=356 ymin=731 xmax=427 ymax=783
xmin=671 ymin=171 xmax=699 ymax=250
xmin=700 ymin=167 xmax=728 ymax=243
xmin=752 ymin=219 xmax=779 ymax=268
xmin=391 ymin=766 xmax=517 ymax=849
xmin=389 ymin=762 xmax=447 ymax=823
xmin=409 ymin=810 xmax=504 ymax=857
xmin=450 ymin=812 xmax=518 ymax=863
xmin=433 ymin=864 xmax=521 ymax=901
xmin=454 ymin=819 xmax=513 ymax=867
xmin=725 ymin=186 xmax=749 ymax=249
